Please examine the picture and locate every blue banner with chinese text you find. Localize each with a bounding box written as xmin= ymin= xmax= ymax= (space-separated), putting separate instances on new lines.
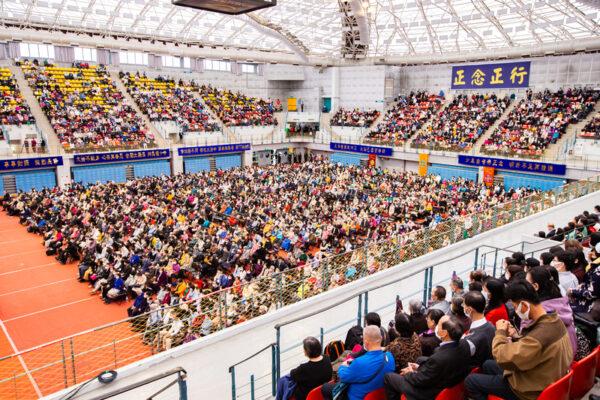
xmin=458 ymin=155 xmax=566 ymax=176
xmin=73 ymin=149 xmax=170 ymax=165
xmin=451 ymin=61 xmax=530 ymax=89
xmin=330 ymin=142 xmax=393 ymax=157
xmin=177 ymin=143 xmax=251 ymax=157
xmin=0 ymin=156 xmax=63 ymax=172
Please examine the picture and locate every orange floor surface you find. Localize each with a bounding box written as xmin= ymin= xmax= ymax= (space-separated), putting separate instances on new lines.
xmin=0 ymin=212 xmax=152 ymax=399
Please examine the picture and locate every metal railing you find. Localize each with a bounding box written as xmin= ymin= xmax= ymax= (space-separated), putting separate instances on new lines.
xmin=0 ymin=175 xmax=598 ymax=399
xmin=230 ymin=236 xmax=572 ymax=400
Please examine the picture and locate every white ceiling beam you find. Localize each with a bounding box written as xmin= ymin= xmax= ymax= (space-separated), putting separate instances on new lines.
xmin=444 ymin=0 xmax=486 ymax=49
xmin=107 ymin=0 xmax=126 ymax=31
xmin=471 ymin=0 xmax=514 ymax=46
xmin=416 ymin=0 xmax=442 ymax=53
xmin=130 ymin=0 xmax=156 ymax=29
xmin=561 ymin=0 xmax=600 ymax=33
xmin=178 ymin=12 xmax=202 ymax=38
xmin=156 ymin=6 xmax=179 ymax=32
xmin=80 ymin=0 xmax=98 ymax=25
xmin=385 ymin=0 xmax=416 ymax=55
xmin=52 ymin=0 xmax=69 ymax=27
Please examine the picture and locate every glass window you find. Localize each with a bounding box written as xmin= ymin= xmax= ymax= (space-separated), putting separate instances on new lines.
xmin=74 ymin=47 xmax=97 ymax=62
xmin=163 ymin=55 xmax=181 ymax=68
xmin=204 ymin=59 xmax=231 ymax=72
xmin=119 ymin=50 xmax=148 ymax=65
xmin=183 ymin=57 xmax=191 ymax=69
xmin=19 ymin=43 xmax=55 ymax=59
xmin=241 ymin=63 xmax=257 ymax=74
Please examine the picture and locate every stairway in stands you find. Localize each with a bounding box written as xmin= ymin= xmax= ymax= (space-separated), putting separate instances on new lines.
xmin=190 ymin=91 xmax=239 ymax=143
xmin=405 ymin=96 xmax=451 ymax=149
xmin=472 ymin=98 xmax=519 ymax=154
xmin=545 ymin=99 xmax=600 ymax=161
xmin=8 ymin=65 xmax=61 ymax=152
xmin=109 ymin=70 xmax=168 ymax=148
xmin=209 ymin=157 xmax=217 ymax=172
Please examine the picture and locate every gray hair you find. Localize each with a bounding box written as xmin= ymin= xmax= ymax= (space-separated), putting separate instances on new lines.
xmin=409 ymin=299 xmax=424 ymax=315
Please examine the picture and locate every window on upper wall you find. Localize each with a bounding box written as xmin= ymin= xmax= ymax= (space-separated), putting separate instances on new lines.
xmin=163 ymin=55 xmax=181 ymax=68
xmin=19 ymin=43 xmax=55 ymax=59
xmin=183 ymin=57 xmax=191 ymax=69
xmin=203 ymin=59 xmax=231 ymax=72
xmin=118 ymin=51 xmax=149 ymax=65
xmin=74 ymin=47 xmax=98 ymax=62
xmin=241 ymin=63 xmax=258 ymax=74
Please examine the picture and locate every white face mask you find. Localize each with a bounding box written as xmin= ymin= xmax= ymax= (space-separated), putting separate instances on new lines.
xmin=434 ymin=325 xmax=442 ymax=340
xmin=516 ymin=301 xmax=530 ymax=321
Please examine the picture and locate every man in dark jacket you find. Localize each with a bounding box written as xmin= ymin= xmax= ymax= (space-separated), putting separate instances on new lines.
xmin=463 ymin=291 xmax=495 ymax=368
xmin=383 ymin=315 xmax=471 ymax=400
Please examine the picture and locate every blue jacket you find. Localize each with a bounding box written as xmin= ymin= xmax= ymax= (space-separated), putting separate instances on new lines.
xmin=338 ymin=350 xmax=395 ymax=400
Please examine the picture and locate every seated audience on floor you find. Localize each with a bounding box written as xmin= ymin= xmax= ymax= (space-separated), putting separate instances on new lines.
xmin=121 ymin=72 xmax=220 ymax=133
xmin=21 ymin=60 xmax=154 ymax=150
xmin=4 ymin=161 xmax=540 ymax=326
xmin=483 ymin=88 xmax=599 ymax=157
xmin=0 ymin=68 xmax=35 ymax=126
xmin=330 ymin=108 xmax=380 ymax=128
xmin=322 ymin=325 xmax=395 ymax=400
xmin=383 ymin=315 xmax=471 ymax=400
xmin=366 ymin=92 xmax=443 ymax=145
xmin=412 ymin=93 xmax=510 ymax=151
xmin=276 ymin=336 xmax=333 ymax=400
xmin=465 ymin=280 xmax=573 ymax=400
xmin=199 ymin=84 xmax=278 ymax=126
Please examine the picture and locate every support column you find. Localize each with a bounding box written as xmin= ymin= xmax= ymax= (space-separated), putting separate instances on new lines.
xmin=56 ymin=155 xmax=72 ymax=188
xmin=331 ymin=67 xmax=340 ymax=112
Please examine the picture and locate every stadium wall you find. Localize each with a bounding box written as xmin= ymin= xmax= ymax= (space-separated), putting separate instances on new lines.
xmin=45 ymin=190 xmax=600 ymax=400
xmin=396 ymin=53 xmax=600 ymax=94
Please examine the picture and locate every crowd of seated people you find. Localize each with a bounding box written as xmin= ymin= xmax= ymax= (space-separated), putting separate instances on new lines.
xmin=198 ymin=84 xmax=279 ymax=126
xmin=2 ymin=160 xmax=539 ymax=339
xmin=412 ymin=93 xmax=511 ymax=152
xmin=330 ymin=108 xmax=381 ymax=128
xmin=365 ymin=92 xmax=443 ymax=146
xmin=121 ymin=72 xmax=220 ymax=134
xmin=0 ymin=68 xmax=35 ymax=127
xmin=277 ymin=213 xmax=600 ymax=399
xmin=580 ymin=112 xmax=600 ymax=139
xmin=20 ymin=59 xmax=154 ymax=151
xmin=483 ymin=88 xmax=599 ymax=157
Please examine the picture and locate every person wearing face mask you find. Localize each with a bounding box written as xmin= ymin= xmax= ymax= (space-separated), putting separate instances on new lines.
xmin=552 ymin=250 xmax=579 ymax=293
xmin=419 ymin=308 xmax=444 ymax=357
xmin=483 ymin=278 xmax=509 ymax=326
xmin=463 ymin=291 xmax=495 ymax=368
xmin=524 ymin=267 xmax=576 ymax=360
xmin=383 ymin=315 xmax=471 ymax=400
xmin=465 ymin=281 xmax=573 ymax=400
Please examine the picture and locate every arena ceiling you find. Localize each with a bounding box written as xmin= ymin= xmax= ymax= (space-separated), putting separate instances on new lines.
xmin=0 ymin=0 xmax=599 ymax=61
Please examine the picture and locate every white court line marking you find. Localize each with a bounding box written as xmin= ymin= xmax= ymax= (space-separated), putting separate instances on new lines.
xmin=0 ymin=249 xmax=40 ymax=259
xmin=0 ymin=319 xmax=43 ymax=397
xmin=3 ymin=298 xmax=95 ymax=323
xmin=0 ymin=262 xmax=58 ymax=277
xmin=0 ymin=278 xmax=76 ymax=297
